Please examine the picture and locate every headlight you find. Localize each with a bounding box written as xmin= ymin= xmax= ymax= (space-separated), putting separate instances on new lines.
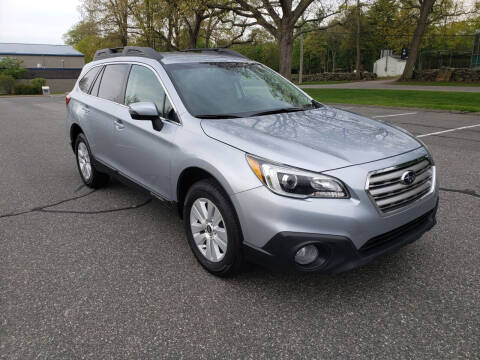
xmin=246 ymin=155 xmax=349 ymax=199
xmin=418 ymin=141 xmax=435 ymax=165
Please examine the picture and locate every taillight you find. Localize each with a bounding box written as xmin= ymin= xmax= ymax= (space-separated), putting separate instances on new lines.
xmin=66 ymin=94 xmax=71 ymax=106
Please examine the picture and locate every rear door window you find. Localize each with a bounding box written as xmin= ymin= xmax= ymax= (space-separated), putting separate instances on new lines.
xmin=98 ymin=64 xmax=130 ymax=103
xmin=78 ymin=66 xmax=101 ymax=93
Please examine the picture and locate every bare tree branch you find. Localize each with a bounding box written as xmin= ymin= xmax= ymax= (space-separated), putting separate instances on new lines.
xmin=294 ymin=20 xmax=343 ymax=38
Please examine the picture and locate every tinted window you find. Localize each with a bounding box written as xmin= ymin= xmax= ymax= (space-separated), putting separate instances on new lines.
xmin=125 ymin=65 xmax=165 ymax=111
xmin=89 ymin=66 xmax=104 ymax=96
xmin=98 ymin=64 xmax=130 ymax=103
xmin=78 ymin=67 xmax=100 ymax=93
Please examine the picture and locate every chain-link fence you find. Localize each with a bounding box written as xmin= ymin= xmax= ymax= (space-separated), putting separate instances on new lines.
xmin=416 ymin=33 xmax=480 ymax=70
xmin=418 ymin=50 xmax=472 ymax=70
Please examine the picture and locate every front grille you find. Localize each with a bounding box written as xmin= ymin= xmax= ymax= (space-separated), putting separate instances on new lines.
xmin=360 ymin=209 xmax=434 ymax=252
xmin=366 ymin=156 xmax=434 ymax=213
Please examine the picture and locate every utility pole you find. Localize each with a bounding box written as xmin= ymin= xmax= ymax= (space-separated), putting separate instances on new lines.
xmin=299 ymin=34 xmax=304 ymax=84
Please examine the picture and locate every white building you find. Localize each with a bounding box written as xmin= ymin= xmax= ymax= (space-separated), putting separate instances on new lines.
xmin=373 ymin=54 xmax=406 ymax=77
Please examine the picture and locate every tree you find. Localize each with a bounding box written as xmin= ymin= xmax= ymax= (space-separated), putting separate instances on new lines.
xmin=63 ymin=20 xmax=122 ymax=62
xmin=82 ymin=0 xmax=133 ymax=46
xmin=128 ymin=0 xmax=156 ymax=47
xmin=231 ymin=29 xmax=280 ymax=70
xmin=367 ymin=0 xmax=406 ymax=54
xmin=212 ymin=0 xmax=344 ymax=79
xmin=0 ymin=58 xmax=26 ymax=79
xmin=179 ymin=1 xmax=257 ymax=49
xmin=355 ymin=0 xmax=361 ymax=79
xmin=0 ymin=74 xmax=16 ymax=94
xmin=400 ymin=0 xmax=476 ymax=79
xmin=326 ymin=25 xmax=343 ymax=72
xmin=125 ymin=0 xmax=252 ymax=50
xmin=400 ymin=0 xmax=436 ymax=79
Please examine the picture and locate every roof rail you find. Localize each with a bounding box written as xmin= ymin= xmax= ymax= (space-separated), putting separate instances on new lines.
xmin=93 ymin=46 xmax=164 ymax=62
xmin=93 ymin=47 xmax=123 ymax=60
xmin=181 ymin=48 xmax=249 ymax=60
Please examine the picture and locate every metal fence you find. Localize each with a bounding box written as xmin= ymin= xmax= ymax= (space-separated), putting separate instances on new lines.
xmin=415 ymin=33 xmax=480 ymax=70
xmin=418 ymin=50 xmax=473 ymax=70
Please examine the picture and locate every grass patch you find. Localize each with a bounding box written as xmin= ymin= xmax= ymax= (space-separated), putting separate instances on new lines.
xmin=392 ymin=81 xmax=480 ymax=87
xmin=376 ymin=76 xmax=400 ymax=80
xmin=304 ymin=89 xmax=480 ymax=112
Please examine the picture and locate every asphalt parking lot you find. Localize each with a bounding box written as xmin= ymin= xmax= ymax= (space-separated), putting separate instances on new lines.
xmin=1 ymin=96 xmax=479 ymax=359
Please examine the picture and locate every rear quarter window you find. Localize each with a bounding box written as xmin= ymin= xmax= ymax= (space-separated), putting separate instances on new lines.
xmin=89 ymin=66 xmax=104 ymax=96
xmin=78 ymin=66 xmax=101 ymax=93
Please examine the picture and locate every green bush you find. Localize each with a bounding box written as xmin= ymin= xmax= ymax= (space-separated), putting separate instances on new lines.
xmin=0 ymin=58 xmax=27 ymax=79
xmin=14 ymin=83 xmax=39 ymax=95
xmin=11 ymin=78 xmax=47 ymax=95
xmin=30 ymin=78 xmax=47 ymax=92
xmin=0 ymin=74 xmax=16 ymax=94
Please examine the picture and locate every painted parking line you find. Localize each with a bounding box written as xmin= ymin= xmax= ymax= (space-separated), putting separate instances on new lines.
xmin=372 ymin=112 xmax=417 ymax=118
xmin=417 ymin=123 xmax=480 ymax=138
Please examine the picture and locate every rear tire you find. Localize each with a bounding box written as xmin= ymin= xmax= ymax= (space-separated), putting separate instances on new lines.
xmin=183 ymin=179 xmax=244 ymax=277
xmin=74 ymin=133 xmax=109 ymax=188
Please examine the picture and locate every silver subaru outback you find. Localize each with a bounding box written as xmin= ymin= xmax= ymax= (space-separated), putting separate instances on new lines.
xmin=67 ymin=46 xmax=438 ymax=276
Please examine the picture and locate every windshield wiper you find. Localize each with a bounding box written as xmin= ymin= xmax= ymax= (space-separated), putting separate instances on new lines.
xmin=249 ymin=107 xmax=306 ymax=117
xmin=196 ymin=114 xmax=242 ymax=119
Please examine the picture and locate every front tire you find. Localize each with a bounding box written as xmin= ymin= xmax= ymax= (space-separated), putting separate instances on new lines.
xmin=183 ymin=179 xmax=244 ymax=277
xmin=75 ymin=133 xmax=109 ymax=188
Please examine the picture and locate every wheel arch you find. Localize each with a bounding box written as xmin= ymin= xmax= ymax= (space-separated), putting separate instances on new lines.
xmin=176 ymin=166 xmax=230 ymax=218
xmin=70 ymin=123 xmax=83 ymax=150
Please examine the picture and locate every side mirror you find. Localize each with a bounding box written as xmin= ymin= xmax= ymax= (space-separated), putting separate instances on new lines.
xmin=129 ymin=102 xmax=163 ymax=131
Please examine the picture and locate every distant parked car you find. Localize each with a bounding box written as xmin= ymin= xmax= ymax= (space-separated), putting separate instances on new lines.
xmin=66 ymin=47 xmax=438 ymax=276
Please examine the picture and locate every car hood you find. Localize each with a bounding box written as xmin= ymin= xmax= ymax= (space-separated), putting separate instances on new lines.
xmin=200 ymin=106 xmax=422 ymax=172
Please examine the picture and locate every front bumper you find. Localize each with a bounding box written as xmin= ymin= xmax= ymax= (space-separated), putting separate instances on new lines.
xmin=244 ymin=200 xmax=438 ymax=273
xmin=231 ymin=147 xmax=439 ymax=273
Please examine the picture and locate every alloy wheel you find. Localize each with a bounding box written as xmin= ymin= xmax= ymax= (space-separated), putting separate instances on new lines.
xmin=190 ymin=198 xmax=228 ymax=262
xmin=77 ymin=142 xmax=92 ymax=181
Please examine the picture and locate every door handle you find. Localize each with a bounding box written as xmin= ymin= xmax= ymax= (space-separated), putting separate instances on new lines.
xmin=115 ymin=119 xmax=125 ymax=130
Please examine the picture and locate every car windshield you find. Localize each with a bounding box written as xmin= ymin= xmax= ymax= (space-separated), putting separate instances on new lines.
xmin=165 ymin=62 xmax=315 ymax=118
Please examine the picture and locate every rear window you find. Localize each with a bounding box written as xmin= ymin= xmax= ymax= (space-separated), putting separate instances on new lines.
xmin=78 ymin=66 xmax=100 ymax=93
xmin=97 ymin=64 xmax=130 ymax=103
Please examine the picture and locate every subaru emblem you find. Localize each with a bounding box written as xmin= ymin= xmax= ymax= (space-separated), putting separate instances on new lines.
xmin=401 ymin=170 xmax=416 ymax=185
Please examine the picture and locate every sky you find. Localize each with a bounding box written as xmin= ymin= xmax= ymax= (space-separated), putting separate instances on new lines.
xmin=0 ymin=0 xmax=81 ymax=45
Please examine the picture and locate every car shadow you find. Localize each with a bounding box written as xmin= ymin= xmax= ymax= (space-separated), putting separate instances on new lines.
xmin=86 ymin=180 xmax=430 ymax=305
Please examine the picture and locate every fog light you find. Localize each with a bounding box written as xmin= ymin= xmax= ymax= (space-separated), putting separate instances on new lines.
xmin=294 ymin=245 xmax=319 ymax=265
